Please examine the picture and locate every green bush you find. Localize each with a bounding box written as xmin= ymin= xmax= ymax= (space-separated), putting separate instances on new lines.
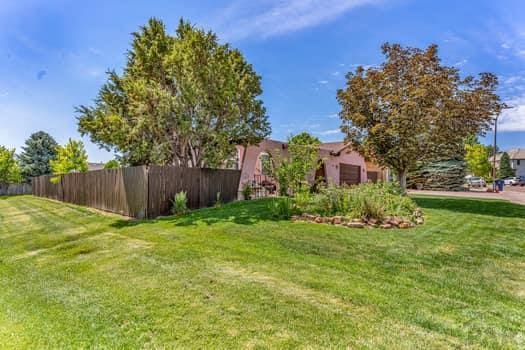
xmin=171 ymin=191 xmax=188 ymax=215
xmin=293 ymin=182 xmax=417 ymax=222
xmin=268 ymin=197 xmax=296 ymax=220
xmin=241 ymin=182 xmax=253 ymax=200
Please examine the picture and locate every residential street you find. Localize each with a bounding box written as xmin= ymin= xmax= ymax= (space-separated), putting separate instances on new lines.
xmin=409 ymin=186 xmax=525 ymax=205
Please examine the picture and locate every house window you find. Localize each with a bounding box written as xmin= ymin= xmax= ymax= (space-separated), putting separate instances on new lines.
xmin=259 ymin=153 xmax=273 ymax=176
xmin=518 ymin=160 xmax=521 ymax=166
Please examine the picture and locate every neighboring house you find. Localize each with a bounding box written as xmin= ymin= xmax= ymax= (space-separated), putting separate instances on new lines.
xmin=236 ymin=139 xmax=387 ymax=193
xmin=491 ymin=149 xmax=525 ymax=178
xmin=88 ymin=162 xmax=105 ymax=171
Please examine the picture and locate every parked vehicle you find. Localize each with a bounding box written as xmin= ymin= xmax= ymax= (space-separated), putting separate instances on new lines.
xmin=467 ymin=176 xmax=486 ymax=187
xmin=519 ymin=176 xmax=525 ymax=186
xmin=503 ymin=177 xmax=519 ymax=186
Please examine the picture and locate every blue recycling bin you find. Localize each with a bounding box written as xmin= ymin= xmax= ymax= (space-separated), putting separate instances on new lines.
xmin=496 ymin=180 xmax=504 ymax=191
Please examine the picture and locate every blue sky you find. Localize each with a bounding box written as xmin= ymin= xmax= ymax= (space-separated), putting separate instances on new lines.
xmin=1 ymin=0 xmax=525 ymax=162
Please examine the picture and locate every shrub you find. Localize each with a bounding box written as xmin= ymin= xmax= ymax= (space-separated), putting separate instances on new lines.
xmin=171 ymin=191 xmax=188 ymax=215
xmin=268 ymin=197 xmax=296 ymax=220
xmin=214 ymin=192 xmax=223 ymax=208
xmin=241 ymin=182 xmax=253 ymax=200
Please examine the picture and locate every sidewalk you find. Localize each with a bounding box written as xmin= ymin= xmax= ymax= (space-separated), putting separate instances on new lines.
xmin=408 ymin=189 xmax=525 ymax=205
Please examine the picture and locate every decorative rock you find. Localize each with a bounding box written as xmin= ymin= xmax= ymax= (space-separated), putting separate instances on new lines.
xmin=351 ymin=218 xmax=363 ymax=223
xmin=398 ymin=222 xmax=412 ymax=229
xmin=314 ymin=216 xmax=323 ymax=223
xmin=332 ymin=216 xmax=343 ymax=225
xmin=415 ymin=217 xmax=424 ymax=225
xmin=346 ymin=222 xmax=365 ymax=228
xmin=380 ymin=223 xmax=393 ymax=229
xmin=389 ymin=219 xmax=401 ymax=227
xmin=291 ymin=215 xmax=300 ymax=221
xmin=367 ymin=218 xmax=378 ymax=225
xmin=304 ymin=213 xmax=316 ymax=221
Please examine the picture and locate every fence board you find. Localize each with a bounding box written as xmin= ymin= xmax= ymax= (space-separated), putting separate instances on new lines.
xmin=0 ymin=183 xmax=32 ymax=196
xmin=32 ymin=166 xmax=241 ymax=219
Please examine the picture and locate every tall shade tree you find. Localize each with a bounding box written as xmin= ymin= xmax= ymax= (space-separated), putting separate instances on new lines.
xmin=0 ymin=146 xmax=22 ymax=183
xmin=50 ymin=139 xmax=88 ymax=176
xmin=77 ymin=18 xmax=270 ymax=167
xmin=337 ymin=43 xmax=505 ymax=189
xmin=18 ymin=131 xmax=58 ymax=180
xmin=498 ymin=152 xmax=515 ymax=178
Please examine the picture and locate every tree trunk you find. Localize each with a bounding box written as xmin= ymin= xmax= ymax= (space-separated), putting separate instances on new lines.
xmin=397 ymin=168 xmax=408 ymax=192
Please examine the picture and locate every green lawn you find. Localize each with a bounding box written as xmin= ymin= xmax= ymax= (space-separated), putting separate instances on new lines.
xmin=0 ymin=195 xmax=524 ymax=348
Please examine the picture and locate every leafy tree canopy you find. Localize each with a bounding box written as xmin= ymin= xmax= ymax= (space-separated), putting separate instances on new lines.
xmin=465 ymin=143 xmax=491 ymax=179
xmin=0 ymin=146 xmax=22 ymax=183
xmin=275 ymin=132 xmax=321 ymax=195
xmin=77 ymin=18 xmax=270 ymax=168
xmin=18 ymin=131 xmax=58 ymax=179
xmin=498 ymin=152 xmax=515 ymax=178
xmin=50 ymin=139 xmax=88 ymax=176
xmin=337 ymin=43 xmax=505 ymax=189
xmin=104 ymin=159 xmax=120 ymax=169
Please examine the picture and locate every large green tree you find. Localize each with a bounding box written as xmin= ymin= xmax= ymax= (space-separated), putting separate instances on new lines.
xmin=0 ymin=146 xmax=22 ymax=183
xmin=50 ymin=139 xmax=88 ymax=176
xmin=18 ymin=131 xmax=58 ymax=180
xmin=77 ymin=18 xmax=270 ymax=167
xmin=337 ymin=43 xmax=505 ymax=189
xmin=498 ymin=152 xmax=515 ymax=178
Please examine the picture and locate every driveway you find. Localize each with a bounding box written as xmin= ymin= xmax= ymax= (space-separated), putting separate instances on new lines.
xmin=409 ymin=186 xmax=525 ymax=205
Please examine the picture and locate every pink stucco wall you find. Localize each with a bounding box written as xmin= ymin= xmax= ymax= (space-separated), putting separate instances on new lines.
xmin=237 ymin=139 xmax=379 ymax=190
xmin=236 ymin=139 xmax=286 ymax=187
xmin=320 ymin=148 xmax=368 ymax=185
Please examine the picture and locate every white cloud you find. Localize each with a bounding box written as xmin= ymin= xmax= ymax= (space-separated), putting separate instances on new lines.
xmin=318 ymin=80 xmax=329 ymax=85
xmin=0 ymin=91 xmax=8 ymax=98
xmin=217 ymin=0 xmax=381 ymax=41
xmin=498 ymin=96 xmax=525 ymax=131
xmin=327 ymin=113 xmax=339 ymax=119
xmin=453 ymin=59 xmax=468 ymax=67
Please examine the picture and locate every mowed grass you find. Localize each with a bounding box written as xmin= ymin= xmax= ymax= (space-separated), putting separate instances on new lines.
xmin=0 ymin=196 xmax=524 ymax=348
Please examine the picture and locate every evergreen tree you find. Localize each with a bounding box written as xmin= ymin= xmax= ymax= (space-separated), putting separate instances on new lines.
xmin=498 ymin=152 xmax=515 ymax=178
xmin=77 ymin=18 xmax=270 ymax=167
xmin=18 ymin=131 xmax=58 ymax=180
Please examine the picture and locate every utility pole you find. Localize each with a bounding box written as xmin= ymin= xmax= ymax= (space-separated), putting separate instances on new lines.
xmin=492 ymin=115 xmax=498 ymax=192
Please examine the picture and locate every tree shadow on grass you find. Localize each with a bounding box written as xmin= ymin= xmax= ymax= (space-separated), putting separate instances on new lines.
xmin=413 ymin=196 xmax=525 ymax=219
xmin=110 ymin=198 xmax=279 ymax=229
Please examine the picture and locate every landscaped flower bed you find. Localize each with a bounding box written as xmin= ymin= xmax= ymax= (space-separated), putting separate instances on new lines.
xmin=271 ymin=182 xmax=425 ymax=229
xmin=292 ymin=207 xmax=424 ymax=229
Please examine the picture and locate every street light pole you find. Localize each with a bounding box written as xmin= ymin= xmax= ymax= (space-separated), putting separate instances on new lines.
xmin=492 ymin=115 xmax=498 ymax=192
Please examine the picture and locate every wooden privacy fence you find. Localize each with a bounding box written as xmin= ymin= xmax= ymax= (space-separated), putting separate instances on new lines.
xmin=0 ymin=183 xmax=32 ymax=196
xmin=32 ymin=166 xmax=241 ymax=219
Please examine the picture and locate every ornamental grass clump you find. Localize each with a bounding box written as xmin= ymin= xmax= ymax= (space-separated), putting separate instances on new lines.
xmin=171 ymin=191 xmax=188 ymax=216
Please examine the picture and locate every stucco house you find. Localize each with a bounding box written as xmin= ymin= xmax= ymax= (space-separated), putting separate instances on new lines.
xmin=235 ymin=139 xmax=387 ymax=195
